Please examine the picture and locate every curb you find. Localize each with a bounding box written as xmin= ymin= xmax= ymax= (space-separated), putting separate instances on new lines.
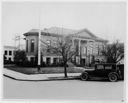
xmin=3 ymin=74 xmax=80 ymax=82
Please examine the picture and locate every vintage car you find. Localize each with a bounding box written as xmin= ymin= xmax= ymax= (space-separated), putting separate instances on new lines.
xmin=80 ymin=63 xmax=124 ymax=82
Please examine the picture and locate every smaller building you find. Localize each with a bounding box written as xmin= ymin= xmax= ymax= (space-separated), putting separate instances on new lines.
xmin=4 ymin=46 xmax=16 ymax=61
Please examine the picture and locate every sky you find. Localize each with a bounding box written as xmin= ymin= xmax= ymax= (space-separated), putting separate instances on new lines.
xmin=2 ymin=2 xmax=126 ymax=46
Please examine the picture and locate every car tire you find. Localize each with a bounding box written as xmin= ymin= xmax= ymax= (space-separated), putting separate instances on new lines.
xmin=80 ymin=72 xmax=89 ymax=81
xmin=108 ymin=73 xmax=118 ymax=82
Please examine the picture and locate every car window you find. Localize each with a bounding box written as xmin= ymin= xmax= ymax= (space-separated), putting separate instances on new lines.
xmin=105 ymin=66 xmax=112 ymax=69
xmin=97 ymin=65 xmax=104 ymax=69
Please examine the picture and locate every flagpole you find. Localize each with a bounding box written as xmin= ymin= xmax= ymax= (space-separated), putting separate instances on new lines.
xmin=38 ymin=7 xmax=41 ymax=72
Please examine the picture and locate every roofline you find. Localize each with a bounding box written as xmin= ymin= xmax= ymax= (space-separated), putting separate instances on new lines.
xmin=71 ymin=35 xmax=108 ymax=42
xmin=95 ymin=39 xmax=108 ymax=42
xmin=23 ymin=32 xmax=63 ymax=37
xmin=23 ymin=29 xmax=108 ymax=42
xmin=4 ymin=46 xmax=16 ymax=49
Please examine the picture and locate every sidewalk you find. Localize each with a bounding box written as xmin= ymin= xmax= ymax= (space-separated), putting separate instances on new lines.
xmin=3 ymin=68 xmax=81 ymax=81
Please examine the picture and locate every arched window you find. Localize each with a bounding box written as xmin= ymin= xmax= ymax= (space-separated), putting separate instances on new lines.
xmin=26 ymin=40 xmax=28 ymax=52
xmin=31 ymin=39 xmax=35 ymax=52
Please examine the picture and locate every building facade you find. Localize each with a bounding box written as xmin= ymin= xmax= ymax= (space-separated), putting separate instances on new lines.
xmin=23 ymin=27 xmax=108 ymax=66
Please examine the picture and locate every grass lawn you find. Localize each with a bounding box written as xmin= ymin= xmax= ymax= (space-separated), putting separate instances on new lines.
xmin=4 ymin=65 xmax=85 ymax=75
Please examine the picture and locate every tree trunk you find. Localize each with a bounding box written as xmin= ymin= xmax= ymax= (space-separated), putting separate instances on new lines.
xmin=37 ymin=65 xmax=41 ymax=72
xmin=64 ymin=65 xmax=68 ymax=78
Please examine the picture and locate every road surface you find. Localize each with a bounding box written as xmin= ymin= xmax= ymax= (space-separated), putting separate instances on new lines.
xmin=3 ymin=76 xmax=124 ymax=102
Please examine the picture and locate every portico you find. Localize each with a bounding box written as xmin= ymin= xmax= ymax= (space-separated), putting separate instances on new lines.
xmin=72 ymin=37 xmax=95 ymax=65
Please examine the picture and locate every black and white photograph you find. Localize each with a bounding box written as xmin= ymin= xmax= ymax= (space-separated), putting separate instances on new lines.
xmin=1 ymin=1 xmax=126 ymax=103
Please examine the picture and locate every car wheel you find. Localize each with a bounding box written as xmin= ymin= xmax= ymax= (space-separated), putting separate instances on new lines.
xmin=80 ymin=72 xmax=89 ymax=81
xmin=108 ymin=73 xmax=118 ymax=82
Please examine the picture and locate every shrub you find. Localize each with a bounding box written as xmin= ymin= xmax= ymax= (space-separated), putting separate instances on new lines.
xmin=4 ymin=60 xmax=14 ymax=64
xmin=14 ymin=50 xmax=27 ymax=65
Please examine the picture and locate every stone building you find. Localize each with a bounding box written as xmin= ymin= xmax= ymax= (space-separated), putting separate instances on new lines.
xmin=23 ymin=27 xmax=108 ymax=66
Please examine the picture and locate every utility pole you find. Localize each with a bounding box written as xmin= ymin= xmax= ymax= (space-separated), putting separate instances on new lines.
xmin=37 ymin=7 xmax=41 ymax=72
xmin=19 ymin=35 xmax=21 ymax=50
xmin=13 ymin=34 xmax=16 ymax=50
xmin=13 ymin=34 xmax=25 ymax=50
xmin=12 ymin=35 xmax=17 ymax=56
xmin=13 ymin=34 xmax=19 ymax=50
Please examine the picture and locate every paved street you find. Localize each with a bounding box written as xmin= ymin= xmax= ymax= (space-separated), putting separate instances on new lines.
xmin=3 ymin=76 xmax=124 ymax=102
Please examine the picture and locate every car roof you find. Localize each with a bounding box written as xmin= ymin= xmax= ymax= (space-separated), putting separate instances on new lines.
xmin=95 ymin=63 xmax=116 ymax=65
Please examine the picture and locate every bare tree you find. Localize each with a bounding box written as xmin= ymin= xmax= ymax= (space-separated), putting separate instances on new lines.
xmin=101 ymin=41 xmax=124 ymax=63
xmin=47 ymin=36 xmax=77 ymax=77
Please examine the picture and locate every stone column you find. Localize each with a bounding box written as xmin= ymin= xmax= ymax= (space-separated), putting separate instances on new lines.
xmin=73 ymin=39 xmax=76 ymax=64
xmin=51 ymin=57 xmax=53 ymax=64
xmin=72 ymin=38 xmax=75 ymax=48
xmin=78 ymin=39 xmax=81 ymax=64
xmin=43 ymin=56 xmax=46 ymax=63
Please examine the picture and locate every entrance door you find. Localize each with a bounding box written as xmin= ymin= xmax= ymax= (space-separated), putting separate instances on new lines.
xmin=81 ymin=59 xmax=86 ymax=66
xmin=53 ymin=58 xmax=58 ymax=64
xmin=46 ymin=57 xmax=51 ymax=65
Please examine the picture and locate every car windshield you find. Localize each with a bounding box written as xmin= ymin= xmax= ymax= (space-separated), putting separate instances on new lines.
xmin=105 ymin=66 xmax=112 ymax=69
xmin=97 ymin=65 xmax=104 ymax=69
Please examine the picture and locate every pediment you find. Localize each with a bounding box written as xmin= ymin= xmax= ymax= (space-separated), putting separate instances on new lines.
xmin=75 ymin=29 xmax=97 ymax=39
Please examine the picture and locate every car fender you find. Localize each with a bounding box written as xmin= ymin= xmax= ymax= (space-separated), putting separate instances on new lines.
xmin=108 ymin=72 xmax=119 ymax=79
xmin=80 ymin=71 xmax=89 ymax=76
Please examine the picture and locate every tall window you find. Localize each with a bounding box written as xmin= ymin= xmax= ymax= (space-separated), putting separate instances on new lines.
xmin=31 ymin=39 xmax=35 ymax=52
xmin=9 ymin=51 xmax=12 ymax=55
xmin=5 ymin=50 xmax=7 ymax=55
xmin=26 ymin=40 xmax=28 ymax=52
xmin=97 ymin=45 xmax=100 ymax=55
